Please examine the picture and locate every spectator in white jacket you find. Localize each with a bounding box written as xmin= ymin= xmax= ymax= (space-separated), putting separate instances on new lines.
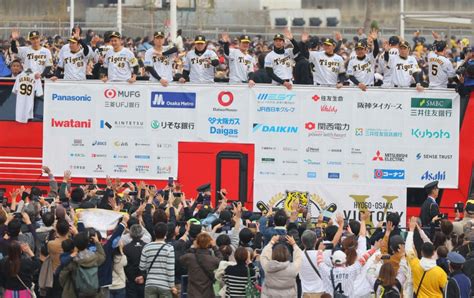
xmin=110 ymin=245 xmax=128 ymax=298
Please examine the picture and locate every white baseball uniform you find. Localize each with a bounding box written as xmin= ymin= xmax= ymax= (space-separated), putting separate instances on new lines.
xmin=144 ymin=46 xmax=176 ymax=82
xmin=427 ymin=51 xmax=456 ymax=88
xmin=226 ymin=48 xmax=255 ymax=83
xmin=183 ymin=49 xmax=219 ymax=83
xmin=12 ymin=71 xmax=43 ymax=123
xmin=16 ymin=46 xmax=53 ymax=74
xmin=309 ymin=51 xmax=345 ymax=85
xmin=103 ymin=47 xmax=138 ymax=81
xmin=264 ymin=49 xmax=296 ymax=84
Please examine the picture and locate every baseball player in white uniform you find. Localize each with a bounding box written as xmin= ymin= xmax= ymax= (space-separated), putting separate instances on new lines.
xmin=309 ymin=37 xmax=346 ymax=87
xmin=427 ymin=40 xmax=456 ymax=88
xmin=144 ymin=31 xmax=178 ymax=87
xmin=384 ymin=41 xmax=424 ymax=91
xmin=179 ymin=35 xmax=220 ymax=84
xmin=51 ymin=30 xmax=92 ymax=81
xmin=10 ymin=30 xmax=53 ymax=79
xmin=221 ymin=33 xmax=256 ymax=86
xmin=378 ymin=36 xmax=400 ymax=87
xmin=347 ymin=29 xmax=380 ymax=91
xmin=264 ymin=28 xmax=300 ymax=90
xmin=101 ymin=31 xmax=139 ymax=83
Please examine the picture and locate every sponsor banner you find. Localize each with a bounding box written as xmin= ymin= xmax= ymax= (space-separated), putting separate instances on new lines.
xmin=254 ymin=182 xmax=406 ymax=227
xmin=44 ymin=82 xmax=459 ymax=187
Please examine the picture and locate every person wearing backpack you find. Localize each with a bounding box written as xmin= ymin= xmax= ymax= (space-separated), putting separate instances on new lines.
xmin=444 ymin=252 xmax=471 ymax=298
xmin=59 ymin=231 xmax=106 ymax=298
xmin=373 ymin=263 xmax=402 ymax=298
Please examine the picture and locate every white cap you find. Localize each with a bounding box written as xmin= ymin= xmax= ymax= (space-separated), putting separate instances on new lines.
xmin=332 ymin=250 xmax=347 ymax=265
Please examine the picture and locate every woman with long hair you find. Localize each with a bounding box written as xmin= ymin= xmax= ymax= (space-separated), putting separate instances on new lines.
xmin=0 ymin=241 xmax=41 ymax=298
xmin=373 ymin=262 xmax=403 ymax=297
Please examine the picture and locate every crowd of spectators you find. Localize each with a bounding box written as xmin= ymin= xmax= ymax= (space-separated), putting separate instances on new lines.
xmin=0 ymin=167 xmax=473 ymax=297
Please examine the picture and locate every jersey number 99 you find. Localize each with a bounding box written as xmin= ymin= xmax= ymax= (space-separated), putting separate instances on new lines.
xmin=19 ymin=84 xmax=33 ymax=96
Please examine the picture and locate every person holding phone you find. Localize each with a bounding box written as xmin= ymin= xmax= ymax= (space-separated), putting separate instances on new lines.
xmin=453 ymin=199 xmax=474 ymax=235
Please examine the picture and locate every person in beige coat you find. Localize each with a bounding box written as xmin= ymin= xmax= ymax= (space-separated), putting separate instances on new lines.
xmin=260 ymin=235 xmax=302 ymax=298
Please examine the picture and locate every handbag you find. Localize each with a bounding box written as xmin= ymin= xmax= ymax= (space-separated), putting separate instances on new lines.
xmin=245 ymin=266 xmax=260 ymax=298
xmin=16 ymin=274 xmax=37 ymax=298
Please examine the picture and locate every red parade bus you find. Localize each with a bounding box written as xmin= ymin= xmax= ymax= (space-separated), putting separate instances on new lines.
xmin=0 ymin=78 xmax=473 ymax=221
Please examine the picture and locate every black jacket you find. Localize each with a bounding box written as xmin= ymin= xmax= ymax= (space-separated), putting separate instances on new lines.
xmin=0 ymin=255 xmax=41 ymax=290
xmin=420 ymin=197 xmax=439 ymax=227
xmin=124 ymin=239 xmax=146 ymax=282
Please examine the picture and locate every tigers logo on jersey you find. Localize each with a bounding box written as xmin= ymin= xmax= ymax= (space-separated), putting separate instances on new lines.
xmin=153 ymin=55 xmax=170 ymax=65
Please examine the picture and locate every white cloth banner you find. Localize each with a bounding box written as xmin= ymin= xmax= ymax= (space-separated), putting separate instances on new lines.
xmin=43 ymin=81 xmax=459 ymax=187
xmin=77 ymin=209 xmax=124 ymax=237
xmin=253 ymin=182 xmax=406 ymax=227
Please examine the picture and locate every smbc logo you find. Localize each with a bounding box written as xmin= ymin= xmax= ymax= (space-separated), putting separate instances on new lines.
xmin=151 ymin=120 xmax=160 ymax=129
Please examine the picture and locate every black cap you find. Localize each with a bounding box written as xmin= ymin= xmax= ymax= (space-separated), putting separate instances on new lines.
xmin=323 ymin=38 xmax=336 ymax=46
xmin=308 ymin=36 xmax=319 ymax=48
xmin=389 ymin=36 xmax=400 ymax=45
xmin=389 ymin=235 xmax=405 ymax=252
xmin=465 ymin=200 xmax=474 ymax=215
xmin=28 ymin=31 xmax=40 ymax=39
xmin=196 ymin=183 xmax=211 ymax=193
xmin=424 ymin=181 xmax=439 ymax=194
xmin=219 ymin=210 xmax=232 ymax=222
xmin=239 ymin=35 xmax=251 ymax=43
xmin=273 ymin=33 xmax=285 ymax=40
xmin=194 ymin=35 xmax=206 ymax=44
xmin=355 ymin=41 xmax=367 ymax=49
xmin=434 ymin=40 xmax=447 ymax=52
xmin=399 ymin=40 xmax=410 ymax=49
xmin=109 ymin=31 xmax=122 ymax=38
xmin=154 ymin=31 xmax=165 ymax=38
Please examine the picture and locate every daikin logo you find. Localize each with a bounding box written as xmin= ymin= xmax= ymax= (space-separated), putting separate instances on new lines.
xmin=252 ymin=123 xmax=298 ymax=133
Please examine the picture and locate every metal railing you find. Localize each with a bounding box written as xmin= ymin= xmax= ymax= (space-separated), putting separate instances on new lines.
xmin=0 ymin=20 xmax=472 ymax=41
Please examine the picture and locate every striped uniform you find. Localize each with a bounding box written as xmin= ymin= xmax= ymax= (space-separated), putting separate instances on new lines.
xmin=139 ymin=242 xmax=175 ymax=289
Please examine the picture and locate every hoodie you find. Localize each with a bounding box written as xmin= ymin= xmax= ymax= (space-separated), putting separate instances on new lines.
xmin=406 ymin=231 xmax=448 ymax=298
xmin=59 ymin=242 xmax=106 ymax=298
xmin=260 ymin=241 xmax=302 ymax=298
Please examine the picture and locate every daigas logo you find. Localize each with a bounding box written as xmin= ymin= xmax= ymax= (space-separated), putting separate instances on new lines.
xmin=104 ymin=88 xmax=117 ymax=98
xmin=217 ymin=91 xmax=233 ymax=106
xmin=51 ymin=118 xmax=91 ymax=128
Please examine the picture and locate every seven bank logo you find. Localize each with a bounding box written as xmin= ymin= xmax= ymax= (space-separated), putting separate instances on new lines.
xmin=252 ymin=123 xmax=298 ymax=133
xmin=421 ymin=170 xmax=446 ymax=181
xmin=51 ymin=118 xmax=91 ymax=128
xmin=104 ymin=88 xmax=140 ymax=99
xmin=151 ymin=92 xmax=196 ymax=109
xmin=52 ymin=93 xmax=91 ymax=102
xmin=374 ymin=169 xmax=405 ymax=180
xmin=411 ymin=129 xmax=450 ymax=139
